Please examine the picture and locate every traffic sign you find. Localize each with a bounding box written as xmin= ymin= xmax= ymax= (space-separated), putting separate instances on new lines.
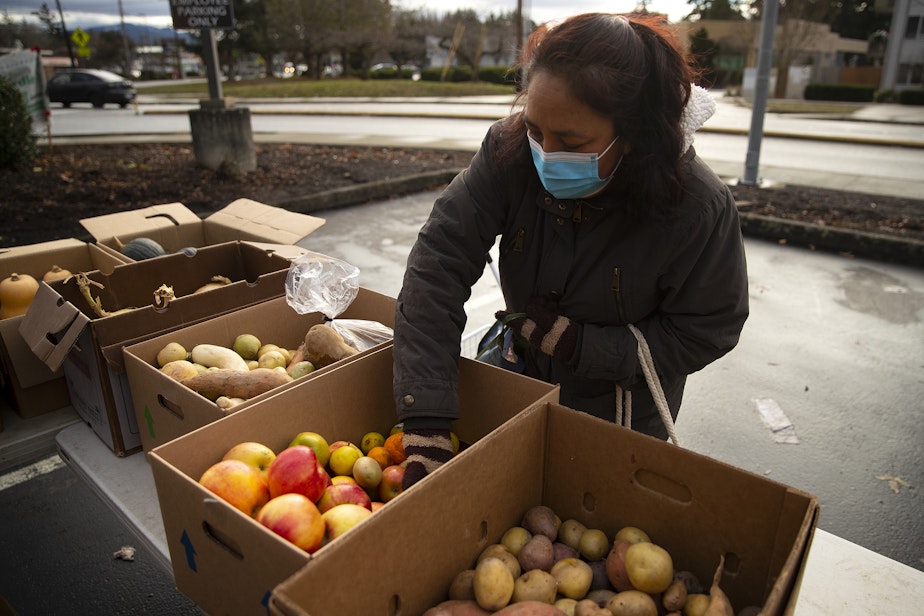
xmin=71 ymin=27 xmax=89 ymax=48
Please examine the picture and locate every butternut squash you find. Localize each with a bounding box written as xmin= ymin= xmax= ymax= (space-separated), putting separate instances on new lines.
xmin=0 ymin=272 xmax=39 ymax=319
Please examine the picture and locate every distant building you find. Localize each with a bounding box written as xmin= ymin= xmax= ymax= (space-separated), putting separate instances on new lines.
xmin=878 ymin=0 xmax=924 ymax=91
xmin=677 ymin=19 xmax=870 ymax=98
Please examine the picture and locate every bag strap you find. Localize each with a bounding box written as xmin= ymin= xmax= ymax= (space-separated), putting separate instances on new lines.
xmin=618 ymin=323 xmax=680 ymax=446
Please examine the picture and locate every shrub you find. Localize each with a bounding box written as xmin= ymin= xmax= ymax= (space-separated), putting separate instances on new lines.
xmin=0 ymin=75 xmax=39 ymax=170
xmin=897 ymin=89 xmax=924 ymax=106
xmin=874 ymin=89 xmax=898 ymax=103
xmin=803 ymin=83 xmax=875 ymax=102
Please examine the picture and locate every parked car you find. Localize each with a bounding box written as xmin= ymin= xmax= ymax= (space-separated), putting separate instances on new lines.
xmin=46 ymin=69 xmax=137 ymax=109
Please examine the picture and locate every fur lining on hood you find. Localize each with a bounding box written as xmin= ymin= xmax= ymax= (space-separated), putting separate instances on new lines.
xmin=681 ymin=85 xmax=716 ymax=153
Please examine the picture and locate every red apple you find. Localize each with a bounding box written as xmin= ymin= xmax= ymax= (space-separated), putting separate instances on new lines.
xmin=378 ymin=464 xmax=405 ymax=502
xmin=266 ymin=445 xmax=330 ymax=502
xmin=316 ymin=482 xmax=373 ymax=513
xmin=199 ymin=459 xmax=270 ymax=517
xmin=256 ymin=493 xmax=325 ymax=553
xmin=322 ymin=503 xmax=373 ymax=541
xmin=371 ymin=501 xmax=386 ymax=513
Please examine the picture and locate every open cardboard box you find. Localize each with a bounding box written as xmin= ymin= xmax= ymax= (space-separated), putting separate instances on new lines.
xmin=0 ymin=239 xmax=127 ymax=418
xmin=80 ymin=199 xmax=325 ymax=261
xmin=20 ymin=241 xmax=299 ymax=455
xmin=147 ymin=345 xmax=560 ymax=616
xmin=270 ymin=403 xmax=819 ymax=616
xmin=123 ymin=289 xmax=397 ymax=452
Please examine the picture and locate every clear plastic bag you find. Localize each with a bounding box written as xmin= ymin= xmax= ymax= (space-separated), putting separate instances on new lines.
xmin=284 ymin=251 xmax=393 ymax=352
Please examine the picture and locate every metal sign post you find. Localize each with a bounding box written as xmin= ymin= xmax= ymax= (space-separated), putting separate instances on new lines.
xmin=169 ymin=0 xmax=255 ymax=173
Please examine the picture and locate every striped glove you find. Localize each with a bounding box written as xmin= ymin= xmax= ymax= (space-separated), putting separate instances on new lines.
xmin=496 ymin=295 xmax=580 ymax=363
xmin=402 ymin=429 xmax=455 ymax=490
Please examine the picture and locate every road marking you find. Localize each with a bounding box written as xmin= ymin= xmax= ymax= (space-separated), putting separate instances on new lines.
xmin=0 ymin=454 xmax=65 ymax=492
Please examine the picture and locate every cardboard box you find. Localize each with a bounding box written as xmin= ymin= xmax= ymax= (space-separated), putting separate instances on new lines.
xmin=123 ymin=290 xmax=397 ymax=452
xmin=147 ymin=346 xmax=559 ymax=616
xmin=20 ymin=241 xmax=297 ymax=455
xmin=79 ymin=199 xmax=325 ymax=261
xmin=271 ymin=403 xmax=819 ymax=616
xmin=0 ymin=239 xmax=127 ymax=418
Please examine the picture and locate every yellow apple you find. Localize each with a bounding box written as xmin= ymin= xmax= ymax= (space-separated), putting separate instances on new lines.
xmin=222 ymin=441 xmax=276 ymax=478
xmin=322 ymin=503 xmax=373 ymax=541
xmin=329 ymin=444 xmax=362 ymax=476
xmin=198 ymin=459 xmax=270 ymax=517
xmin=256 ymin=493 xmax=325 ymax=553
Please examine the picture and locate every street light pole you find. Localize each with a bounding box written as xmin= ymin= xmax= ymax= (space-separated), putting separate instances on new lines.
xmin=117 ymin=0 xmax=131 ymax=77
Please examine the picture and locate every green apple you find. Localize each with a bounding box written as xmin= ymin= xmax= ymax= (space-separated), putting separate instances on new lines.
xmin=289 ymin=431 xmax=330 ymax=468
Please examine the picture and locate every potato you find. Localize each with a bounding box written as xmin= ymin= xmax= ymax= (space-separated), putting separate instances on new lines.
xmin=493 ymin=600 xmax=569 ymax=615
xmin=160 ymin=359 xmax=199 ymax=381
xmin=554 ymin=597 xmax=579 ymax=616
xmin=605 ymin=540 xmax=634 ymax=592
xmin=553 ymin=541 xmax=580 ymax=562
xmin=663 ymin=579 xmax=688 ymax=612
xmin=625 ymin=542 xmax=673 ymax=594
xmin=604 ymin=590 xmax=658 ymax=616
xmin=574 ymin=598 xmax=609 ymax=616
xmin=521 ymin=505 xmax=560 ymax=541
xmin=550 ymin=557 xmax=593 ymax=600
xmin=511 ymin=569 xmax=558 ymax=604
xmin=477 ymin=544 xmax=521 ymax=580
xmin=557 ymin=519 xmax=587 ymax=551
xmin=501 ymin=526 xmax=533 ymax=557
xmin=473 ymin=557 xmax=515 ymax=611
xmin=518 ymin=534 xmax=554 ymax=572
xmin=422 ymin=599 xmax=491 ymax=616
xmin=449 ymin=569 xmax=477 ymax=601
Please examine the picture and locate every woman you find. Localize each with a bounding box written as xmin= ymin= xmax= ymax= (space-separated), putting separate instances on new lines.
xmin=394 ymin=12 xmax=749 ymax=488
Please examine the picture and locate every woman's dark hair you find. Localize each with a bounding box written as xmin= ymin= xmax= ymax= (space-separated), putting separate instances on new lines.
xmin=497 ymin=13 xmax=698 ymax=222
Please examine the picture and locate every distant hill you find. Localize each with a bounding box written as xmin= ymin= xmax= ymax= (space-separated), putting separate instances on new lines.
xmin=87 ymin=23 xmax=196 ymax=46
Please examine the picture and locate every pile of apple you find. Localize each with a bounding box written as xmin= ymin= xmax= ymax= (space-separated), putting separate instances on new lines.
xmin=426 ymin=504 xmax=753 ymax=616
xmin=198 ymin=427 xmax=439 ymax=554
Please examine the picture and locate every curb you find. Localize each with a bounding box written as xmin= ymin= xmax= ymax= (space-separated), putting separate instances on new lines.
xmin=275 ymin=170 xmax=924 ymax=269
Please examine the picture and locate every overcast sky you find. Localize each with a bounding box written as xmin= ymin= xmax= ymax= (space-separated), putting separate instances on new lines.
xmin=3 ymin=0 xmax=694 ymax=30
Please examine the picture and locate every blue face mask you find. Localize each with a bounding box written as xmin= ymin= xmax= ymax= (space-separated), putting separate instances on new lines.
xmin=528 ymin=133 xmax=622 ymax=199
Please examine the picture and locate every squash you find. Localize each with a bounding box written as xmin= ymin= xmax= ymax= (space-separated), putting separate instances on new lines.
xmin=0 ymin=272 xmax=40 ymax=319
xmin=119 ymin=237 xmax=167 ymax=260
xmin=43 ymin=265 xmax=72 ymax=282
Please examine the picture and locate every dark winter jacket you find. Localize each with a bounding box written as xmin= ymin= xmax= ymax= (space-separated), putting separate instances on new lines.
xmin=393 ymin=121 xmax=749 ymax=439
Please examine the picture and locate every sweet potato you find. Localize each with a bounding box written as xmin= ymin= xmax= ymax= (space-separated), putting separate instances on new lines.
xmin=181 ymin=367 xmax=293 ymax=400
xmin=493 ymin=600 xmax=569 ymax=615
xmin=422 ymin=599 xmax=491 ymax=616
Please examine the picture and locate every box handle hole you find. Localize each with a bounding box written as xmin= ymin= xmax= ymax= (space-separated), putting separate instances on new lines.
xmin=156 ymin=393 xmax=184 ymax=420
xmin=201 ymin=519 xmax=244 ymax=560
xmin=633 ymin=469 xmax=692 ymax=504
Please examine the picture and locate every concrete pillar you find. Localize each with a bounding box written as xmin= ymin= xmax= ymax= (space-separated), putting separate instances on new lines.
xmin=188 ymin=98 xmax=256 ymax=173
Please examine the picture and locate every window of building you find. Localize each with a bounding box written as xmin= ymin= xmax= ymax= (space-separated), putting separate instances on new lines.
xmin=905 ymin=16 xmax=920 ymax=39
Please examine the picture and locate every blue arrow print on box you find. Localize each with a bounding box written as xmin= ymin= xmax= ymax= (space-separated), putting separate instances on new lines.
xmin=181 ymin=530 xmax=197 ymax=572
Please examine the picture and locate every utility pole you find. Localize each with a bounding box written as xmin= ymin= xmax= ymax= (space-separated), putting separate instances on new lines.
xmin=54 ymin=0 xmax=76 ymax=68
xmin=740 ymin=0 xmax=779 ymax=186
xmin=117 ymin=0 xmax=131 ymax=76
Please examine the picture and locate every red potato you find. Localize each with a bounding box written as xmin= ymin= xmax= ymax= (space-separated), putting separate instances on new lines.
xmin=493 ymin=600 xmax=569 ymax=615
xmin=422 ymin=599 xmax=491 ymax=616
